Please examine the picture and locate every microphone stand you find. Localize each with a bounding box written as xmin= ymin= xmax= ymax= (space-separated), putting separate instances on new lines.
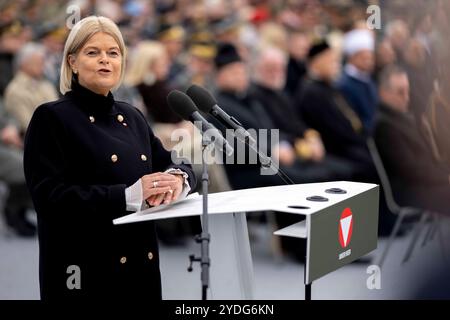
xmin=234 ymin=130 xmax=295 ymax=185
xmin=187 ymin=133 xmax=211 ymax=300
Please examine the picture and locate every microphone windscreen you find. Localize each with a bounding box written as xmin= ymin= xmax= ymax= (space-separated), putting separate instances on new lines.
xmin=186 ymin=84 xmax=216 ymax=113
xmin=167 ymin=90 xmax=198 ymax=120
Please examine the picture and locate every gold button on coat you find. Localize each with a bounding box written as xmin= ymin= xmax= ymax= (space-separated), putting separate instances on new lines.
xmin=111 ymin=154 xmax=118 ymax=162
xmin=141 ymin=154 xmax=147 ymax=161
xmin=120 ymin=256 xmax=127 ymax=264
xmin=117 ymin=115 xmax=124 ymax=122
xmin=148 ymin=252 xmax=154 ymax=260
xmin=89 ymin=116 xmax=95 ymax=123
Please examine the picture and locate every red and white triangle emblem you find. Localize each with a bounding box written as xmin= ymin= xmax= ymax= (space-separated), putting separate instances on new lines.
xmin=339 ymin=208 xmax=353 ymax=248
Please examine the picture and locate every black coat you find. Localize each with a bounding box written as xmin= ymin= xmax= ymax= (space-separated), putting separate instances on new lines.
xmin=250 ymin=83 xmax=308 ymax=144
xmin=295 ymin=78 xmax=371 ymax=166
xmin=374 ymin=103 xmax=449 ymax=186
xmin=213 ymin=89 xmax=283 ymax=189
xmin=23 ymin=81 xmax=196 ymax=300
xmin=374 ymin=103 xmax=450 ymax=212
xmin=285 ymin=56 xmax=307 ymax=99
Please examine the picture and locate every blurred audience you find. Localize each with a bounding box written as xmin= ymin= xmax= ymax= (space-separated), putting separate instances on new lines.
xmin=0 ymin=0 xmax=449 ymax=245
xmin=3 ymin=42 xmax=58 ymax=134
xmin=125 ymin=40 xmax=181 ymax=125
xmin=0 ymin=19 xmax=32 ymax=96
xmin=156 ymin=23 xmax=186 ymax=87
xmin=36 ymin=24 xmax=67 ymax=89
xmin=0 ymin=101 xmax=34 ymax=237
xmin=173 ymin=40 xmax=217 ymax=93
xmin=295 ymin=40 xmax=376 ymax=182
xmin=384 ymin=19 xmax=410 ymax=65
xmin=284 ymin=30 xmax=311 ymax=99
xmin=213 ymin=42 xmax=319 ymax=189
xmin=422 ymin=67 xmax=450 ymax=166
xmin=251 ymin=46 xmax=355 ymax=181
xmin=338 ymin=28 xmax=377 ymax=132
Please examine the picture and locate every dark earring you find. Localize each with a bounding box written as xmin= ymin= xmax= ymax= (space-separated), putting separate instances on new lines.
xmin=71 ymin=72 xmax=78 ymax=84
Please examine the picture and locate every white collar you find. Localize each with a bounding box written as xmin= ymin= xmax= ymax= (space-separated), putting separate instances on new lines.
xmin=344 ymin=64 xmax=372 ymax=83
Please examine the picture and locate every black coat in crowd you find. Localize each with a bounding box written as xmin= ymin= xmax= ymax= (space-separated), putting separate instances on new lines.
xmin=213 ymin=89 xmax=284 ymax=190
xmin=214 ymin=88 xmax=353 ymax=190
xmin=374 ymin=102 xmax=450 ymax=213
xmin=250 ymin=83 xmax=308 ymax=144
xmin=295 ymin=78 xmax=375 ymax=179
xmin=23 ymin=80 xmax=196 ymax=300
xmin=285 ymin=56 xmax=307 ymax=99
xmin=136 ymin=80 xmax=182 ymax=124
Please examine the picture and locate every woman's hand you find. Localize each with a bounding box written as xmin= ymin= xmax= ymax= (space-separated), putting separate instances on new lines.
xmin=142 ymin=172 xmax=184 ymax=207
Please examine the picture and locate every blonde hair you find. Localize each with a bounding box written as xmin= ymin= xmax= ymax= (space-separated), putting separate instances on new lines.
xmin=59 ymin=16 xmax=127 ymax=95
xmin=124 ymin=41 xmax=166 ymax=87
xmin=258 ymin=22 xmax=288 ymax=52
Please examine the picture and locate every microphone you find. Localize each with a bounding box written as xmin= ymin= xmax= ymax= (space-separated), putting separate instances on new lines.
xmin=167 ymin=90 xmax=234 ymax=156
xmin=185 ymin=85 xmax=295 ymax=185
xmin=186 ymin=84 xmax=255 ymax=144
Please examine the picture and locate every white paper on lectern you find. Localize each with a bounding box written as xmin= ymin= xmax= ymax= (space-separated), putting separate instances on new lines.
xmin=139 ymin=192 xmax=200 ymax=214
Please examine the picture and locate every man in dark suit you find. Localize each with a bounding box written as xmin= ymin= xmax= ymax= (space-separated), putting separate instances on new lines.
xmin=374 ymin=65 xmax=450 ymax=214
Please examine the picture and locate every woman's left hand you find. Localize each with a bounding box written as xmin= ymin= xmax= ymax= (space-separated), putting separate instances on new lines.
xmin=145 ymin=173 xmax=184 ymax=206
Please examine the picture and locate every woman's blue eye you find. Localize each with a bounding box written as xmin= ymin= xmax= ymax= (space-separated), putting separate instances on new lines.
xmin=87 ymin=51 xmax=97 ymax=56
xmin=109 ymin=51 xmax=119 ymax=57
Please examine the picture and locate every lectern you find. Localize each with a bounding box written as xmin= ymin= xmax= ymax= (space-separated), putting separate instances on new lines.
xmin=113 ymin=181 xmax=379 ymax=299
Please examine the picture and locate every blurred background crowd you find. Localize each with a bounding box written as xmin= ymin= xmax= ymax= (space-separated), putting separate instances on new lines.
xmin=1 ymin=0 xmax=450 ymax=265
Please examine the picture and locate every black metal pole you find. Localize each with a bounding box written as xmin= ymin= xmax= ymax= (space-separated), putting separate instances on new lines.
xmin=200 ymin=140 xmax=211 ymax=300
xmin=186 ymin=131 xmax=212 ymax=299
xmin=305 ymin=283 xmax=311 ymax=301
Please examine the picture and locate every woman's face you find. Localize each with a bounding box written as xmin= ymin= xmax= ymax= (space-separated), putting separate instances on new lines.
xmin=69 ymin=32 xmax=122 ymax=95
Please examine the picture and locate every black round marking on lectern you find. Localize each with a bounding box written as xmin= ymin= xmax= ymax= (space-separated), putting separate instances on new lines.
xmin=325 ymin=188 xmax=347 ymax=194
xmin=306 ymin=195 xmax=329 ymax=202
xmin=288 ymin=205 xmax=310 ymax=210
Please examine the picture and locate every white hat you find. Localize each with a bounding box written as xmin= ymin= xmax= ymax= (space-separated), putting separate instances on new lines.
xmin=343 ymin=29 xmax=374 ymax=57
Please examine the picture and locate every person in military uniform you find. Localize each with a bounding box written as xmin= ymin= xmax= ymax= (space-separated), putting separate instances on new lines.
xmin=156 ymin=23 xmax=186 ymax=86
xmin=172 ymin=39 xmax=217 ymax=93
xmin=23 ymin=16 xmax=196 ymax=300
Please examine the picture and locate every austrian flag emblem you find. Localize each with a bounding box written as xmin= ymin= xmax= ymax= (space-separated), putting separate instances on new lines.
xmin=339 ymin=208 xmax=353 ymax=248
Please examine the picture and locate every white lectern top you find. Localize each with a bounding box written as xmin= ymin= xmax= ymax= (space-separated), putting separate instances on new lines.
xmin=113 ymin=181 xmax=376 ymax=225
